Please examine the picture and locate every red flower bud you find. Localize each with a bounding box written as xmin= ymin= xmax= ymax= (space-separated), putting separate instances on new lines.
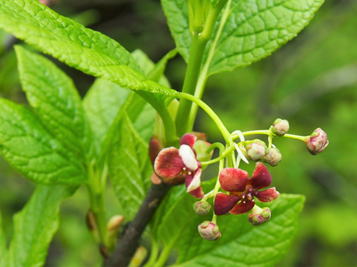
xmin=250 ymin=162 xmax=272 ymax=189
xmin=180 ymin=133 xmax=197 ymax=148
xmin=193 ymin=200 xmax=211 ymax=215
xmin=272 ymin=118 xmax=289 ymax=136
xmin=306 ymin=128 xmax=329 ymax=155
xmin=248 ymin=206 xmax=271 ymax=225
xmin=214 ymin=193 xmax=240 ymax=215
xmin=229 ymin=200 xmax=255 ymax=214
xmin=154 ymin=147 xmax=185 ymax=184
xmin=149 ymin=137 xmax=162 ymax=164
xmin=198 ymin=221 xmax=221 ymax=241
xmin=256 ymin=187 xmax=280 ymax=202
xmin=263 ymin=147 xmax=282 ymax=167
xmin=219 ymin=168 xmax=249 ymax=192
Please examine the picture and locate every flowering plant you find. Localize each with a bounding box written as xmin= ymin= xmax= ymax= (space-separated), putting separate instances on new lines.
xmin=0 ymin=0 xmax=326 ymax=266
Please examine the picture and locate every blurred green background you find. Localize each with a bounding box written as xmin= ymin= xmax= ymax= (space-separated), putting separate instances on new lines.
xmin=1 ymin=0 xmax=356 ymax=266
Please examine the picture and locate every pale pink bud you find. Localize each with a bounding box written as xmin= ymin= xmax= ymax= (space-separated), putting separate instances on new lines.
xmin=248 ymin=206 xmax=271 ymax=225
xmin=246 ymin=140 xmax=267 ymax=161
xmin=272 ymin=118 xmax=289 ymax=136
xmin=263 ymin=147 xmax=282 ymax=166
xmin=198 ymin=221 xmax=221 ymax=241
xmin=306 ymin=128 xmax=329 ymax=155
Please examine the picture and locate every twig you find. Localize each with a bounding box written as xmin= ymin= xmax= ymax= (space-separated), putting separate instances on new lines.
xmin=104 ymin=183 xmax=171 ymax=267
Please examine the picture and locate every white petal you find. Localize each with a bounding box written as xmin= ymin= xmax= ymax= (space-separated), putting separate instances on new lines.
xmin=179 ymin=144 xmax=198 ymax=170
xmin=187 ymin=169 xmax=201 ymax=192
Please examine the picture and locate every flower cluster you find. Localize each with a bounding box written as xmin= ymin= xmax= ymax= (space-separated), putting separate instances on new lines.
xmin=150 ymin=118 xmax=329 ymax=241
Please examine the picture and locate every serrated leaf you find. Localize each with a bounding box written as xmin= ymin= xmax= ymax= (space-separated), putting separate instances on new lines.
xmin=0 ymin=0 xmax=178 ymax=97
xmin=6 ymin=185 xmax=74 ymax=267
xmin=153 ymin=187 xmax=304 ymax=267
xmin=161 ymin=0 xmax=324 ymax=75
xmin=16 ymin=46 xmax=92 ymax=161
xmin=83 ymin=78 xmax=131 ymax=148
xmin=108 ymin=114 xmax=152 ymax=220
xmin=0 ymin=98 xmax=86 ymax=184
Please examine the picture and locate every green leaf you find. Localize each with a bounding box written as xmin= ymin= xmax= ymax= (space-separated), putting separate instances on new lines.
xmin=6 ymin=185 xmax=74 ymax=267
xmin=0 ymin=98 xmax=86 ymax=184
xmin=108 ymin=113 xmax=152 ymax=220
xmin=153 ymin=187 xmax=304 ymax=267
xmin=0 ymin=213 xmax=7 ymax=264
xmin=83 ymin=78 xmax=131 ymax=148
xmin=15 ymin=46 xmax=92 ymax=161
xmin=0 ymin=0 xmax=178 ymax=97
xmin=161 ymin=0 xmax=324 ymax=75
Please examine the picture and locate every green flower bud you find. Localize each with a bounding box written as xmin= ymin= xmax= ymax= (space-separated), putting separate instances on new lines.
xmin=198 ymin=221 xmax=221 ymax=241
xmin=248 ymin=206 xmax=271 ymax=225
xmin=193 ymin=200 xmax=211 ymax=215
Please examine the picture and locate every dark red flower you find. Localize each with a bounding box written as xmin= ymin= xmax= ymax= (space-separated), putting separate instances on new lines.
xmin=214 ymin=162 xmax=279 ymax=215
xmin=154 ymin=134 xmax=205 ymax=198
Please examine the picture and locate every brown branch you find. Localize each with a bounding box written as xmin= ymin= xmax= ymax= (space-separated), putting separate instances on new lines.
xmin=104 ymin=183 xmax=171 ymax=267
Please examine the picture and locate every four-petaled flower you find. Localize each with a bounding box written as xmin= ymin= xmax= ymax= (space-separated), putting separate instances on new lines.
xmin=154 ymin=134 xmax=204 ymax=198
xmin=214 ymin=162 xmax=280 ymax=215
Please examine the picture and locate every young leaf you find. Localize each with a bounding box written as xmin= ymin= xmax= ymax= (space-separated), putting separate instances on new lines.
xmin=161 ymin=0 xmax=324 ymax=75
xmin=15 ymin=46 xmax=92 ymax=161
xmin=0 ymin=0 xmax=179 ymax=97
xmin=153 ymin=188 xmax=304 ymax=266
xmin=6 ymin=185 xmax=75 ymax=267
xmin=108 ymin=113 xmax=152 ymax=220
xmin=0 ymin=99 xmax=86 ymax=184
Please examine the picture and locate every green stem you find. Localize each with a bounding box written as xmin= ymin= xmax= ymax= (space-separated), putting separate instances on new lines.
xmin=143 ymin=240 xmax=159 ymax=267
xmin=152 ymin=240 xmax=175 ymax=267
xmin=240 ymin=130 xmax=308 ymax=142
xmin=176 ymin=34 xmax=208 ymax=135
xmin=201 ymin=145 xmax=235 ymax=166
xmin=87 ymin=162 xmax=107 ymax=247
xmin=188 ymin=0 xmax=232 ymax=129
xmin=180 ymin=92 xmax=231 ymax=143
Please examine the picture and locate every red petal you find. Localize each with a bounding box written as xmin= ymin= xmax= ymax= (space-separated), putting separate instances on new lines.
xmin=189 ymin=187 xmax=204 ymax=199
xmin=229 ymin=200 xmax=255 ymax=214
xmin=180 ymin=134 xmax=197 ymax=147
xmin=250 ymin=162 xmax=272 ymax=189
xmin=214 ymin=193 xmax=240 ymax=215
xmin=154 ymin=147 xmax=184 ymax=178
xmin=256 ymin=187 xmax=280 ymax=202
xmin=219 ymin=168 xmax=249 ymax=192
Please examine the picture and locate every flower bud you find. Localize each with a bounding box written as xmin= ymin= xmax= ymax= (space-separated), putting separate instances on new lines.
xmin=193 ymin=140 xmax=213 ymax=162
xmin=272 ymin=118 xmax=289 ymax=136
xmin=193 ymin=200 xmax=211 ymax=215
xmin=107 ymin=215 xmax=125 ymax=232
xmin=248 ymin=206 xmax=271 ymax=225
xmin=245 ymin=140 xmax=267 ymax=161
xmin=198 ymin=221 xmax=221 ymax=241
xmin=263 ymin=147 xmax=282 ymax=166
xmin=306 ymin=128 xmax=329 ymax=155
xmin=149 ymin=136 xmax=162 ymax=164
